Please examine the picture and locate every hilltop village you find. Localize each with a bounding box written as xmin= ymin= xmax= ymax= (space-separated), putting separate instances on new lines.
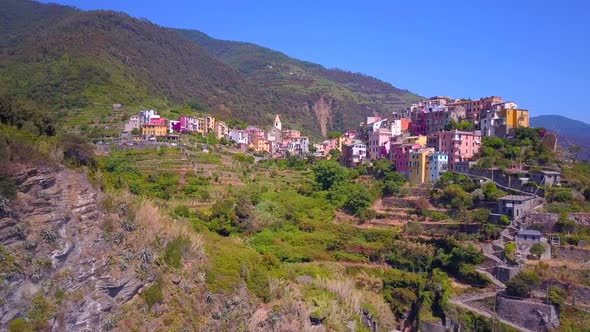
xmin=121 ymin=95 xmax=551 ymax=186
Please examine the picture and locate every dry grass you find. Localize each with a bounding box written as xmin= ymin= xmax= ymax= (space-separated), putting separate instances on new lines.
xmin=314 ymin=278 xmax=361 ymax=316
xmin=133 ymin=199 xmax=206 ymax=264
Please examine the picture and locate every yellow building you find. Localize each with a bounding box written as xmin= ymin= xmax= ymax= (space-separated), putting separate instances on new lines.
xmin=206 ymin=116 xmax=215 ymax=133
xmin=251 ymin=136 xmax=270 ymax=152
xmin=409 ymin=148 xmax=434 ymax=184
xmin=196 ymin=118 xmax=206 ymax=134
xmin=502 ymin=109 xmax=529 ymax=129
xmin=141 ymin=124 xmax=168 ymax=139
xmin=214 ymin=121 xmax=228 ymax=139
xmin=337 ymin=136 xmax=346 ymax=152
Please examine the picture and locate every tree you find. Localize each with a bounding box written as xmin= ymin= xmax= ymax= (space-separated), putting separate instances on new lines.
xmin=482 ymin=182 xmax=504 ymax=201
xmin=328 ymin=149 xmax=341 ymax=159
xmin=312 ymin=160 xmax=348 ymax=190
xmin=530 ymin=243 xmax=545 ymax=259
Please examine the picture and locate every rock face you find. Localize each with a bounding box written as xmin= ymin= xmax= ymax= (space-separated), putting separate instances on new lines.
xmin=0 ymin=166 xmax=148 ymax=330
xmin=313 ymin=96 xmax=334 ymax=138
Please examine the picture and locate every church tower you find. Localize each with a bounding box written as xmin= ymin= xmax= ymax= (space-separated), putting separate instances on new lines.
xmin=274 ymin=114 xmax=282 ymax=131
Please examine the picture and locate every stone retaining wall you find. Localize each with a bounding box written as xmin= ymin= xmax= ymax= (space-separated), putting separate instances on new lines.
xmin=496 ymin=296 xmax=559 ymax=331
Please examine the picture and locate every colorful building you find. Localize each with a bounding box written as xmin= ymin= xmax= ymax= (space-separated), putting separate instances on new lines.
xmin=179 ymin=115 xmax=204 ymax=133
xmin=368 ymin=128 xmax=392 ymax=160
xmin=214 ymin=121 xmax=228 ymax=139
xmin=427 ymin=130 xmax=481 ymax=171
xmin=341 ymin=140 xmax=367 ymax=168
xmin=229 ymin=129 xmax=248 ymax=145
xmin=124 ymin=115 xmax=140 ymax=133
xmin=141 ymin=123 xmax=168 ymax=139
xmin=502 ymin=108 xmax=529 ymax=130
xmin=390 ymin=143 xmax=421 ymax=178
xmin=428 ymin=152 xmax=449 ymax=183
xmin=251 ymin=135 xmax=270 ymax=152
xmin=409 ymin=148 xmax=435 ymax=184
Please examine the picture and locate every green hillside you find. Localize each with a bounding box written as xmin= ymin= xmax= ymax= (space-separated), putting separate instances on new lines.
xmin=0 ymin=0 xmax=420 ymax=137
xmin=178 ymin=29 xmax=422 ymax=135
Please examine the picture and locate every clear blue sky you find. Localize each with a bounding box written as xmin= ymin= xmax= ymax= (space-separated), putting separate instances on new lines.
xmin=41 ymin=0 xmax=590 ymax=123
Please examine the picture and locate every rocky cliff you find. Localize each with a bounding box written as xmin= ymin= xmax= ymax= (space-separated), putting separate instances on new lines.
xmin=0 ymin=165 xmax=154 ymax=330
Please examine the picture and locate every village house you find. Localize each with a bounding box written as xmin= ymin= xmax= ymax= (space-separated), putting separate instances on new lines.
xmin=427 ymin=130 xmax=481 ymax=171
xmin=390 ymin=143 xmax=421 ymax=178
xmin=124 ymin=115 xmax=140 ymax=133
xmin=341 ymin=140 xmax=367 ymax=168
xmin=141 ymin=123 xmax=168 ymax=140
xmin=140 ymin=109 xmax=160 ymax=124
xmin=214 ymin=121 xmax=228 ymax=139
xmin=530 ymin=170 xmax=561 ymax=187
xmin=250 ymin=135 xmax=270 ymax=153
xmin=409 ymin=147 xmax=435 ymax=184
xmin=229 ymin=129 xmax=248 ymax=145
xmin=498 ymin=195 xmax=537 ymax=220
xmin=428 ymin=152 xmax=449 ymax=183
xmin=287 ymin=137 xmax=309 ymax=156
xmin=179 ymin=115 xmax=204 ymax=133
xmin=516 ymin=229 xmax=542 ymax=244
xmin=368 ymin=128 xmax=392 ymax=160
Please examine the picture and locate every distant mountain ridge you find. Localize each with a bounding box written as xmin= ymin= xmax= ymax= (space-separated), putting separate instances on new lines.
xmin=0 ymin=0 xmax=421 ymax=137
xmin=531 ymin=115 xmax=590 ymax=161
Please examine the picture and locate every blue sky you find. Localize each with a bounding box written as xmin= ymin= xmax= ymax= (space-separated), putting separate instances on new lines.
xmin=42 ymin=0 xmax=590 ymax=123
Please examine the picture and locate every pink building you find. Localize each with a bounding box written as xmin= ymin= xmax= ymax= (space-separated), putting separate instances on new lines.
xmin=179 ymin=115 xmax=202 ymax=132
xmin=368 ymin=128 xmax=392 ymax=160
xmin=149 ymin=117 xmax=167 ymax=126
xmin=390 ymin=143 xmax=422 ymax=177
xmin=427 ymin=130 xmax=481 ymax=171
xmin=245 ymin=126 xmax=265 ymax=143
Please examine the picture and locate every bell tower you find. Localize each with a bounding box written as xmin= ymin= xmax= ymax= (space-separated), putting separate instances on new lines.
xmin=274 ymin=114 xmax=282 ymax=131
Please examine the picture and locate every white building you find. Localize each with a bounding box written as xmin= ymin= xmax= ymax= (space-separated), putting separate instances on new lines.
xmin=124 ymin=115 xmax=140 ymax=133
xmin=139 ymin=109 xmax=160 ymax=124
xmin=229 ymin=129 xmax=249 ymax=145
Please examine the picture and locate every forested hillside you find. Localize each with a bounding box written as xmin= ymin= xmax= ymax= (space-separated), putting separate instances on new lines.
xmin=0 ymin=0 xmax=420 ymax=137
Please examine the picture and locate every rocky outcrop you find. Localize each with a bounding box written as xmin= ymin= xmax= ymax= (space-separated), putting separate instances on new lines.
xmin=313 ymin=96 xmax=334 ymax=137
xmin=0 ymin=166 xmax=149 ymax=330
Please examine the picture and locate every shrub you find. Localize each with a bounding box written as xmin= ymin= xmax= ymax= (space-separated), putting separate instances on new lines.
xmin=506 ymin=271 xmax=541 ymax=298
xmin=548 ymin=286 xmax=567 ymax=311
xmin=312 ymin=160 xmax=348 ymax=190
xmin=142 ymin=281 xmax=163 ymax=309
xmin=164 ymin=236 xmax=188 ymax=269
xmin=0 ymin=175 xmax=17 ymax=200
xmin=40 ymin=229 xmax=57 ymax=243
xmin=60 ymin=134 xmax=96 ymax=168
xmin=499 ymin=215 xmax=511 ymax=225
xmin=530 ymin=243 xmax=545 ymax=259
xmin=8 ymin=318 xmax=31 ymax=332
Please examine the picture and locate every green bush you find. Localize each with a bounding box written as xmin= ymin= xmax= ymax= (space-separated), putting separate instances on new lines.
xmin=548 ymin=286 xmax=567 ymax=311
xmin=421 ymin=209 xmax=450 ymax=221
xmin=312 ymin=160 xmax=349 ymax=190
xmin=8 ymin=318 xmax=31 ymax=332
xmin=142 ymin=281 xmax=163 ymax=309
xmin=164 ymin=236 xmax=188 ymax=269
xmin=0 ymin=175 xmax=17 ymax=200
xmin=506 ymin=271 xmax=541 ymax=298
